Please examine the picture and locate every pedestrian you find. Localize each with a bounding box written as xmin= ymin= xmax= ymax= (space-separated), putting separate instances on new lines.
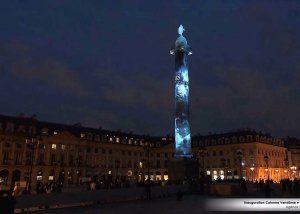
xmin=3 ymin=189 xmax=17 ymax=214
xmin=145 ymin=179 xmax=151 ymax=200
xmin=265 ymin=182 xmax=271 ymax=198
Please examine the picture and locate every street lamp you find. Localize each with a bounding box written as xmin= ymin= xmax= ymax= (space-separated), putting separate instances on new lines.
xmin=264 ymin=155 xmax=269 ymax=181
xmin=236 ymin=151 xmax=243 ymax=180
xmin=142 ymin=142 xmax=154 ymax=181
xmin=250 ymin=166 xmax=254 ymax=181
xmin=275 ymin=169 xmax=279 ymax=183
xmin=76 ymin=157 xmax=82 ymax=186
xmin=25 ymin=135 xmax=43 ymax=193
xmin=221 ymin=158 xmax=226 ymax=181
xmin=115 ymin=159 xmax=120 ymax=180
xmin=199 ymin=146 xmax=208 ymax=180
xmin=290 ymin=165 xmax=297 ymax=180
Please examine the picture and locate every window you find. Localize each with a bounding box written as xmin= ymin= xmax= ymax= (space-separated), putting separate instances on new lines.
xmin=134 ymin=151 xmax=137 ymax=156
xmin=39 ymin=143 xmax=45 ymax=150
xmin=109 ymin=149 xmax=112 ymax=154
xmin=87 ymin=133 xmax=92 ymax=140
xmin=122 ymin=150 xmax=125 ymax=155
xmin=128 ymin=139 xmax=132 ymax=144
xmin=156 ymin=160 xmax=161 ymax=168
xmin=29 ymin=126 xmax=36 ymax=134
xmin=116 ymin=137 xmax=120 ymax=143
xmin=219 ymin=151 xmax=223 ymax=156
xmin=51 ymin=144 xmax=56 ymax=150
xmin=17 ymin=142 xmax=22 ymax=149
xmin=232 ymin=137 xmax=237 ymax=143
xmin=249 ymin=149 xmax=253 ymax=154
xmin=95 ymin=148 xmax=98 ymax=153
xmin=225 ymin=138 xmax=230 ymax=144
xmin=80 ymin=133 xmax=85 ymax=139
xmin=122 ymin=138 xmax=126 ymax=144
xmin=61 ymin=145 xmax=66 ymax=150
xmin=134 ymin=140 xmax=137 ymax=145
xmin=239 ymin=137 xmax=245 ymax=142
xmin=109 ymin=137 xmax=113 ymax=142
xmin=5 ymin=141 xmax=10 ymax=147
xmin=70 ymin=146 xmax=74 ymax=152
xmin=249 ymin=157 xmax=254 ymax=166
xmin=15 ymin=153 xmax=21 ymax=165
xmin=87 ymin=147 xmax=91 ymax=153
xmin=18 ymin=126 xmax=25 ymax=133
xmin=78 ymin=146 xmax=83 ymax=152
xmin=69 ymin=156 xmax=74 ymax=165
xmin=102 ymin=135 xmax=107 ymax=142
xmin=140 ymin=152 xmax=143 ymax=156
xmin=156 ymin=142 xmax=160 ymax=147
xmin=102 ymin=149 xmax=106 ymax=154
xmin=165 ymin=153 xmax=168 ymax=158
xmin=212 ymin=140 xmax=216 ymax=145
xmin=128 ymin=151 xmax=131 ymax=156
xmin=164 ymin=160 xmax=168 ymax=168
xmin=95 ymin=135 xmax=100 ymax=141
xmin=247 ymin=135 xmax=253 ymax=142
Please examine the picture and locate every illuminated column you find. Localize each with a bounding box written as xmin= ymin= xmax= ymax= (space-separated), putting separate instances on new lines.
xmin=170 ymin=25 xmax=192 ymax=158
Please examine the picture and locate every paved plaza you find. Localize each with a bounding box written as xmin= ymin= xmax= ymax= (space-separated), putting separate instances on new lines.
xmin=37 ymin=191 xmax=287 ymax=214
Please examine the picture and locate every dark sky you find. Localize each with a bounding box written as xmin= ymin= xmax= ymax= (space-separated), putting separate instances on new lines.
xmin=1 ymin=0 xmax=300 ymax=139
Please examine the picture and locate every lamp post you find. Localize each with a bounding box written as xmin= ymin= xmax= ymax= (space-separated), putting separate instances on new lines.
xmin=250 ymin=166 xmax=254 ymax=181
xmin=290 ymin=165 xmax=297 ymax=180
xmin=142 ymin=142 xmax=154 ymax=181
xmin=264 ymin=155 xmax=269 ymax=181
xmin=115 ymin=159 xmax=120 ymax=181
xmin=25 ymin=135 xmax=43 ymax=193
xmin=275 ymin=169 xmax=279 ymax=183
xmin=284 ymin=157 xmax=289 ymax=179
xmin=221 ymin=158 xmax=226 ymax=181
xmin=236 ymin=151 xmax=243 ymax=180
xmin=199 ymin=146 xmax=208 ymax=180
xmin=76 ymin=157 xmax=82 ymax=186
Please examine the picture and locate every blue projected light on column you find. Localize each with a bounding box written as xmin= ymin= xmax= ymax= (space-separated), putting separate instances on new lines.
xmin=170 ymin=25 xmax=193 ymax=158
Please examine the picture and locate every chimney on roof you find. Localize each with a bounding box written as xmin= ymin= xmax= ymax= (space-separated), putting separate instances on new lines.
xmin=31 ymin=115 xmax=37 ymax=120
xmin=19 ymin=113 xmax=24 ymax=118
xmin=74 ymin=122 xmax=81 ymax=127
xmin=99 ymin=126 xmax=102 ymax=130
xmin=117 ymin=129 xmax=121 ymax=132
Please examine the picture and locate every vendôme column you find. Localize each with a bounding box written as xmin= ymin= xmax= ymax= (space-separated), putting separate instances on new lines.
xmin=170 ymin=25 xmax=193 ymax=158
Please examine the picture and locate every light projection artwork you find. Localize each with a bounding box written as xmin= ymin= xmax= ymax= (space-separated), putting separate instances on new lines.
xmin=170 ymin=25 xmax=193 ymax=158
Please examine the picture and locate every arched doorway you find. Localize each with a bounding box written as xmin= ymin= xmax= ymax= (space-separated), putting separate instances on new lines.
xmin=36 ymin=169 xmax=43 ymax=181
xmin=49 ymin=169 xmax=54 ymax=181
xmin=155 ymin=171 xmax=161 ymax=181
xmin=12 ymin=170 xmax=21 ymax=184
xmin=100 ymin=171 xmax=106 ymax=181
xmin=163 ymin=171 xmax=168 ymax=180
xmin=0 ymin=169 xmax=9 ymax=185
xmin=93 ymin=171 xmax=99 ymax=182
xmin=59 ymin=170 xmax=65 ymax=184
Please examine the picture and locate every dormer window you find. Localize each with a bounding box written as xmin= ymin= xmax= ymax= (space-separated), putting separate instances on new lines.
xmin=102 ymin=135 xmax=107 ymax=142
xmin=80 ymin=133 xmax=85 ymax=139
xmin=199 ymin=141 xmax=203 ymax=146
xmin=156 ymin=142 xmax=161 ymax=147
xmin=162 ymin=138 xmax=166 ymax=140
xmin=232 ymin=137 xmax=237 ymax=143
xmin=87 ymin=133 xmax=92 ymax=140
xmin=109 ymin=137 xmax=113 ymax=142
xmin=18 ymin=125 xmax=26 ymax=133
xmin=29 ymin=126 xmax=36 ymax=134
xmin=41 ymin=128 xmax=48 ymax=135
xmin=205 ymin=140 xmax=209 ymax=145
xmin=116 ymin=137 xmax=120 ymax=143
xmin=134 ymin=140 xmax=138 ymax=145
xmin=225 ymin=138 xmax=230 ymax=144
xmin=247 ymin=135 xmax=253 ymax=142
xmin=6 ymin=123 xmax=14 ymax=132
xmin=128 ymin=139 xmax=132 ymax=144
xmin=95 ymin=135 xmax=100 ymax=141
xmin=239 ymin=137 xmax=245 ymax=142
xmin=218 ymin=138 xmax=222 ymax=144
xmin=122 ymin=138 xmax=126 ymax=144
xmin=212 ymin=140 xmax=216 ymax=145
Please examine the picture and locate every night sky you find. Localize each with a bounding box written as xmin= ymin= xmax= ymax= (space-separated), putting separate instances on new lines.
xmin=1 ymin=0 xmax=300 ymax=139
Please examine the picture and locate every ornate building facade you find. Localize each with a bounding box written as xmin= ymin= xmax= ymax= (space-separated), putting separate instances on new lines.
xmin=0 ymin=114 xmax=297 ymax=187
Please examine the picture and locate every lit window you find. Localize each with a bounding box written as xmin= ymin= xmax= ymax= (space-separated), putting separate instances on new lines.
xmin=51 ymin=144 xmax=56 ymax=150
xmin=116 ymin=137 xmax=120 ymax=143
xmin=54 ymin=132 xmax=57 ymax=135
xmin=162 ymin=138 xmax=166 ymax=140
xmin=61 ymin=145 xmax=66 ymax=150
xmin=42 ymin=128 xmax=48 ymax=135
xmin=109 ymin=137 xmax=113 ymax=142
xmin=80 ymin=133 xmax=85 ymax=138
xmin=128 ymin=139 xmax=132 ymax=144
